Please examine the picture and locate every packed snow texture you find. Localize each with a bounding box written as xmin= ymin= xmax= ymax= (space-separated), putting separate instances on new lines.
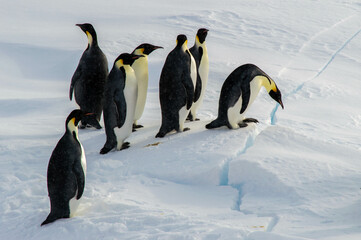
xmin=1 ymin=0 xmax=361 ymax=239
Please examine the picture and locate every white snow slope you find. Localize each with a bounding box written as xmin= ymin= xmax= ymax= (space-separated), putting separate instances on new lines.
xmin=1 ymin=0 xmax=361 ymax=239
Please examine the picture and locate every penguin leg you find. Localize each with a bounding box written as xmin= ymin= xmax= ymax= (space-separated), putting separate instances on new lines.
xmin=243 ymin=118 xmax=259 ymax=123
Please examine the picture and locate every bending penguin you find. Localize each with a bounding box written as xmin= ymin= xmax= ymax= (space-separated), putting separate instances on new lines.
xmin=156 ymin=34 xmax=197 ymax=138
xmin=206 ymin=64 xmax=284 ymax=129
xmin=100 ymin=53 xmax=142 ymax=154
xmin=42 ymin=110 xmax=89 ymax=226
xmin=188 ymin=28 xmax=209 ymax=121
xmin=69 ymin=23 xmax=108 ymax=129
xmin=131 ymin=43 xmax=163 ymax=130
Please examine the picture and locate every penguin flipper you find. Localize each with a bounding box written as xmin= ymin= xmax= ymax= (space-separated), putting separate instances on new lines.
xmin=181 ymin=57 xmax=195 ymax=110
xmin=193 ymin=72 xmax=202 ymax=103
xmin=240 ymin=82 xmax=251 ymax=114
xmin=114 ymin=90 xmax=127 ymax=128
xmin=69 ymin=65 xmax=82 ymax=101
xmin=72 ymin=160 xmax=85 ymax=200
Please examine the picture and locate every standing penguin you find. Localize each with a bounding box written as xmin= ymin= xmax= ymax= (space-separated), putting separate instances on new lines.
xmin=156 ymin=34 xmax=197 ymax=138
xmin=131 ymin=43 xmax=163 ymax=130
xmin=100 ymin=53 xmax=142 ymax=154
xmin=188 ymin=28 xmax=209 ymax=121
xmin=206 ymin=64 xmax=284 ymax=129
xmin=69 ymin=23 xmax=108 ymax=129
xmin=42 ymin=110 xmax=88 ymax=226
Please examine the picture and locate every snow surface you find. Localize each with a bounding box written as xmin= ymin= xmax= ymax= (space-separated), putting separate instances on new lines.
xmin=1 ymin=0 xmax=361 ymax=239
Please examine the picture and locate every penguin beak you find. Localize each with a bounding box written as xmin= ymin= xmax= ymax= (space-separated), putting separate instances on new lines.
xmin=278 ymin=100 xmax=284 ymax=109
xmin=153 ymin=46 xmax=163 ymax=50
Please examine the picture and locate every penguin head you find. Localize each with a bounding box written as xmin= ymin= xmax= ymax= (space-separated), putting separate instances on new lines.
xmin=65 ymin=109 xmax=85 ymax=133
xmin=76 ymin=23 xmax=97 ymax=46
xmin=115 ymin=53 xmax=144 ymax=68
xmin=196 ymin=28 xmax=209 ymax=44
xmin=176 ymin=34 xmax=188 ymax=49
xmin=133 ymin=43 xmax=163 ymax=56
xmin=268 ymin=86 xmax=284 ymax=109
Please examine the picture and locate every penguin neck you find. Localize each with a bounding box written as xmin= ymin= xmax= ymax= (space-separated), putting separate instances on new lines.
xmin=181 ymin=43 xmax=188 ymax=52
xmin=195 ymin=36 xmax=204 ymax=48
xmin=259 ymin=76 xmax=277 ymax=92
xmin=66 ymin=118 xmax=79 ymax=139
xmin=133 ymin=48 xmax=146 ymax=57
xmin=86 ymin=31 xmax=98 ymax=48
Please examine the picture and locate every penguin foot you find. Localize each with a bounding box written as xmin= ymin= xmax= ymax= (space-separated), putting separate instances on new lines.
xmin=243 ymin=118 xmax=259 ymax=123
xmin=120 ymin=142 xmax=130 ymax=150
xmin=133 ymin=123 xmax=144 ymax=129
xmin=183 ymin=127 xmax=190 ymax=132
xmin=238 ymin=122 xmax=248 ymax=128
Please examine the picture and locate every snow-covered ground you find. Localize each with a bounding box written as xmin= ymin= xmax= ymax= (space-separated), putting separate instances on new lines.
xmin=1 ymin=0 xmax=361 ymax=239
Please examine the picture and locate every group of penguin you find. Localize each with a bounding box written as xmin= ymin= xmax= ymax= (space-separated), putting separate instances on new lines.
xmin=41 ymin=23 xmax=284 ymax=226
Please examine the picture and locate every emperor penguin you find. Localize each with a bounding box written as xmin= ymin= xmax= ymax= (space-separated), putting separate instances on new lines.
xmin=156 ymin=34 xmax=197 ymax=138
xmin=42 ymin=110 xmax=89 ymax=226
xmin=69 ymin=23 xmax=108 ymax=129
xmin=206 ymin=64 xmax=284 ymax=129
xmin=188 ymin=28 xmax=209 ymax=121
xmin=131 ymin=43 xmax=163 ymax=129
xmin=100 ymin=53 xmax=143 ymax=154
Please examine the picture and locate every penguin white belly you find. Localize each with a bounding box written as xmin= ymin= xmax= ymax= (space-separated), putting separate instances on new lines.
xmin=114 ymin=72 xmax=138 ymax=149
xmin=69 ymin=144 xmax=86 ymax=217
xmin=178 ymin=105 xmax=189 ymax=131
xmin=227 ymin=77 xmax=263 ymax=129
xmin=191 ymin=47 xmax=209 ymax=114
xmin=189 ymin=52 xmax=197 ymax=91
xmin=132 ymin=57 xmax=148 ymax=122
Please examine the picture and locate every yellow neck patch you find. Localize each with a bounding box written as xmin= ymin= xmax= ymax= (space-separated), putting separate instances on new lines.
xmin=86 ymin=31 xmax=93 ymax=45
xmin=115 ymin=59 xmax=124 ymax=69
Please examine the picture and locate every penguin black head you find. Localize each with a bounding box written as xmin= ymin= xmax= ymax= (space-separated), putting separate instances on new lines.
xmin=76 ymin=23 xmax=97 ymax=45
xmin=269 ymin=87 xmax=284 ymax=109
xmin=133 ymin=43 xmax=163 ymax=55
xmin=196 ymin=28 xmax=209 ymax=44
xmin=176 ymin=34 xmax=188 ymax=47
xmin=65 ymin=109 xmax=86 ymax=132
xmin=115 ymin=53 xmax=144 ymax=67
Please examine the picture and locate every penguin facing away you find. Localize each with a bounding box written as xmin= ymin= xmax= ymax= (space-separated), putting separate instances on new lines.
xmin=131 ymin=43 xmax=163 ymax=130
xmin=100 ymin=53 xmax=143 ymax=154
xmin=69 ymin=23 xmax=108 ymax=129
xmin=188 ymin=28 xmax=209 ymax=121
xmin=156 ymin=34 xmax=197 ymax=138
xmin=42 ymin=110 xmax=89 ymax=226
xmin=206 ymin=64 xmax=284 ymax=129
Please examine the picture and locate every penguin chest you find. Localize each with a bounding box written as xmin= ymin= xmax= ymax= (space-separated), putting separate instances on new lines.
xmin=198 ymin=46 xmax=209 ymax=87
xmin=189 ymin=53 xmax=197 ymax=90
xmin=227 ymin=77 xmax=263 ymax=128
xmin=132 ymin=58 xmax=149 ymax=121
xmin=114 ymin=71 xmax=138 ymax=147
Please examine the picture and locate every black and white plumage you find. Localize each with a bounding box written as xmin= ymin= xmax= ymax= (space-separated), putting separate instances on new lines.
xmin=131 ymin=43 xmax=163 ymax=129
xmin=42 ymin=110 xmax=88 ymax=226
xmin=206 ymin=64 xmax=284 ymax=129
xmin=69 ymin=23 xmax=108 ymax=129
xmin=188 ymin=28 xmax=209 ymax=121
xmin=156 ymin=34 xmax=197 ymax=138
xmin=100 ymin=53 xmax=142 ymax=154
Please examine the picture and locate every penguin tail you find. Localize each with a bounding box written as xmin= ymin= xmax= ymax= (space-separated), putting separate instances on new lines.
xmin=205 ymin=118 xmax=226 ymax=129
xmin=41 ymin=213 xmax=66 ymax=226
